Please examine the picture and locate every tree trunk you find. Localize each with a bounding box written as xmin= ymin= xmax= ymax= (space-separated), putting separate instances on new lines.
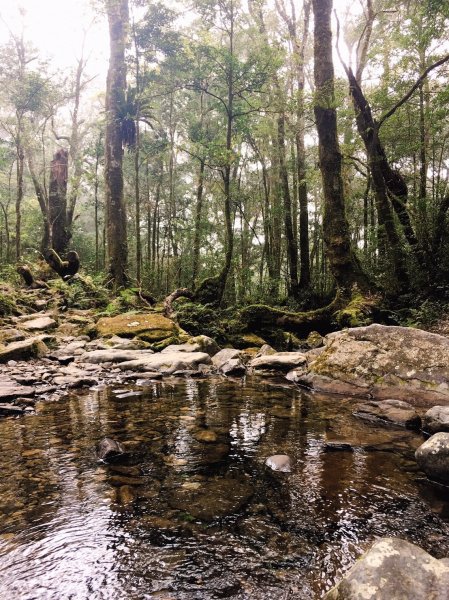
xmin=192 ymin=158 xmax=205 ymax=288
xmin=312 ymin=0 xmax=370 ymax=293
xmin=15 ymin=132 xmax=24 ymax=261
xmin=105 ymin=0 xmax=129 ymax=289
xmin=48 ymin=148 xmax=69 ymax=255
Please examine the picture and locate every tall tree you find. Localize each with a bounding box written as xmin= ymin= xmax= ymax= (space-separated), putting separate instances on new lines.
xmin=105 ymin=0 xmax=129 ymax=289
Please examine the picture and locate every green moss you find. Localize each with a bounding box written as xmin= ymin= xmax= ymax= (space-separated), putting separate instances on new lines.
xmin=0 ymin=292 xmax=18 ymax=317
xmin=334 ymin=293 xmax=376 ymax=328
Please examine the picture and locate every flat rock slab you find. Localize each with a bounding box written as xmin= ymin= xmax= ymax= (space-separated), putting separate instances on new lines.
xmin=95 ymin=312 xmax=177 ymax=341
xmin=78 ymin=349 xmax=155 ymax=364
xmin=0 ymin=380 xmax=35 ymax=401
xmin=0 ymin=338 xmax=48 ymax=363
xmin=324 ymin=537 xmax=449 ymax=599
xmin=292 ymin=325 xmax=449 ymax=405
xmin=353 ymin=399 xmax=421 ymax=429
xmin=21 ymin=316 xmax=57 ymax=331
xmin=0 ymin=403 xmax=25 ymax=416
xmin=117 ymin=351 xmax=211 ymax=373
xmin=250 ymin=352 xmax=307 ymax=371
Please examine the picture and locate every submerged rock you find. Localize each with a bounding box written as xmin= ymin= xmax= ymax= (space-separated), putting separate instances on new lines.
xmin=324 ymin=537 xmax=449 ymax=599
xmin=97 ymin=437 xmax=126 ymax=462
xmin=265 ymin=455 xmax=292 ymax=473
xmin=423 ymin=406 xmax=449 ymax=434
xmin=291 ymin=325 xmax=449 ymax=405
xmin=353 ymin=399 xmax=421 ymax=429
xmin=415 ymin=432 xmax=449 ymax=483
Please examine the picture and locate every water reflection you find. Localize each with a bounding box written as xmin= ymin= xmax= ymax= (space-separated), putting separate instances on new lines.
xmin=0 ymin=377 xmax=448 ymax=599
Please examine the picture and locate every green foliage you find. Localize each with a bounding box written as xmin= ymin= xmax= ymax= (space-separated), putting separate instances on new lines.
xmin=0 ymin=290 xmax=18 ymax=317
xmin=49 ymin=276 xmax=109 ymax=310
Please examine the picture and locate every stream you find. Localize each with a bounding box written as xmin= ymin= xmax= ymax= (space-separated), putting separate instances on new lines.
xmin=0 ymin=376 xmax=448 ymax=599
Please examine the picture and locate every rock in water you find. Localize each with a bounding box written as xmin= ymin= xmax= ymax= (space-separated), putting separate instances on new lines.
xmin=97 ymin=438 xmax=126 ymax=462
xmin=324 ymin=537 xmax=449 ymax=599
xmin=352 ymin=399 xmax=421 ymax=429
xmin=423 ymin=406 xmax=449 ymax=434
xmin=415 ymin=432 xmax=449 ymax=483
xmin=265 ymin=455 xmax=292 ymax=473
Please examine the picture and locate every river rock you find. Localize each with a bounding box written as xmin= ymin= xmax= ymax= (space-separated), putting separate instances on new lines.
xmin=97 ymin=437 xmax=126 ymax=462
xmin=415 ymin=432 xmax=449 ymax=483
xmin=162 ymin=335 xmax=220 ymax=357
xmin=116 ymin=351 xmax=211 ymax=373
xmin=353 ymin=399 xmax=421 ymax=429
xmin=423 ymin=406 xmax=449 ymax=434
xmin=212 ymin=348 xmax=246 ymax=376
xmin=95 ymin=312 xmax=178 ymax=342
xmin=78 ymin=348 xmax=155 ymax=364
xmin=250 ymin=352 xmax=307 ymax=372
xmin=265 ymin=454 xmax=292 ymax=473
xmin=0 ymin=338 xmax=48 ymax=363
xmin=21 ymin=316 xmax=57 ymax=331
xmin=324 ymin=537 xmax=449 ymax=599
xmin=0 ymin=328 xmax=24 ymax=343
xmin=0 ymin=403 xmax=25 ymax=416
xmin=255 ymin=344 xmax=277 ymax=357
xmin=305 ymin=331 xmax=324 ymax=349
xmin=106 ymin=335 xmax=151 ymax=350
xmin=194 ymin=429 xmax=218 ymax=443
xmin=291 ymin=325 xmax=449 ymax=405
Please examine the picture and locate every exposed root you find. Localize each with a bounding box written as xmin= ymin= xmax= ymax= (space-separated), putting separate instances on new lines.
xmin=164 ymin=288 xmax=194 ymax=317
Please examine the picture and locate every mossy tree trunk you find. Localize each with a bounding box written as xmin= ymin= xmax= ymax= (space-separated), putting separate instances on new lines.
xmin=312 ymin=0 xmax=370 ymax=294
xmin=105 ymin=0 xmax=129 ymax=290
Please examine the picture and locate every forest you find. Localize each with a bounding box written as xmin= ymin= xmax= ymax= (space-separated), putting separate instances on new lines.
xmin=0 ymin=0 xmax=448 ymax=328
xmin=1 ymin=1 xmax=449 ymax=598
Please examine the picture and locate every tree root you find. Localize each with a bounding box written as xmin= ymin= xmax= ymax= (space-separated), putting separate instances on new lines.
xmin=45 ymin=249 xmax=80 ymax=280
xmin=16 ymin=265 xmax=49 ymax=289
xmin=164 ymin=288 xmax=194 ymax=317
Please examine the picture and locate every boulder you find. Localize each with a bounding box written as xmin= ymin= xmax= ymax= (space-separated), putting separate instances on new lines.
xmin=21 ymin=316 xmax=57 ymax=331
xmin=305 ymin=330 xmax=324 ymax=349
xmin=161 ymin=334 xmax=220 ymax=357
xmin=0 ymin=328 xmax=24 ymax=343
xmin=97 ymin=437 xmax=126 ymax=462
xmin=353 ymin=399 xmax=421 ymax=429
xmin=255 ymin=344 xmax=277 ymax=357
xmin=423 ymin=406 xmax=449 ymax=434
xmin=116 ymin=351 xmax=211 ymax=373
xmin=250 ymin=351 xmax=307 ymax=372
xmin=415 ymin=432 xmax=449 ymax=483
xmin=292 ymin=325 xmax=449 ymax=405
xmin=324 ymin=537 xmax=449 ymax=599
xmin=0 ymin=338 xmax=48 ymax=363
xmin=212 ymin=348 xmax=246 ymax=376
xmin=95 ymin=312 xmax=177 ymax=342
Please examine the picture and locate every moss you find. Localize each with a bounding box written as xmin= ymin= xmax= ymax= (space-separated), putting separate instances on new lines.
xmin=0 ymin=292 xmax=19 ymax=317
xmin=96 ymin=312 xmax=177 ymax=340
xmin=334 ymin=293 xmax=377 ymax=328
xmin=49 ymin=276 xmax=109 ymax=310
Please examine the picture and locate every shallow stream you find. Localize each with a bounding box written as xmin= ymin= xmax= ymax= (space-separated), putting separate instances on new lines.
xmin=1 ymin=376 xmax=449 ymax=599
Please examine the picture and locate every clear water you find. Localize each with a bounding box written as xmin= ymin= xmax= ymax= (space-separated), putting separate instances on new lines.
xmin=0 ymin=377 xmax=448 ymax=599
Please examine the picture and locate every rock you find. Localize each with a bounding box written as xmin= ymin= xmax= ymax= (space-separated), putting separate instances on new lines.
xmin=415 ymin=432 xmax=449 ymax=483
xmin=297 ymin=325 xmax=449 ymax=405
xmin=114 ymin=391 xmax=143 ymax=399
xmin=423 ymin=406 xmax=449 ymax=434
xmin=234 ymin=333 xmax=267 ymax=349
xmin=167 ymin=476 xmax=253 ymax=521
xmin=353 ymin=399 xmax=421 ymax=429
xmin=108 ymin=475 xmax=144 ymax=487
xmin=162 ymin=335 xmax=220 ymax=357
xmin=324 ymin=441 xmax=354 ymax=452
xmin=116 ymin=485 xmax=136 ymax=505
xmin=305 ymin=330 xmax=324 ymax=349
xmin=97 ymin=437 xmax=126 ymax=462
xmin=95 ymin=312 xmax=178 ymax=342
xmin=250 ymin=352 xmax=307 ymax=372
xmin=0 ymin=329 xmax=24 ymax=343
xmin=21 ymin=316 xmax=57 ymax=331
xmin=116 ymin=351 xmax=211 ymax=373
xmin=0 ymin=379 xmax=35 ymax=401
xmin=0 ymin=338 xmax=48 ymax=363
xmin=194 ymin=430 xmax=218 ymax=443
xmin=265 ymin=455 xmax=292 ymax=473
xmin=106 ymin=335 xmax=151 ymax=350
xmin=77 ymin=349 xmax=154 ymax=364
xmin=324 ymin=537 xmax=449 ymax=599
xmin=255 ymin=344 xmax=277 ymax=357
xmin=0 ymin=403 xmax=25 ymax=416
xmin=212 ymin=348 xmax=246 ymax=376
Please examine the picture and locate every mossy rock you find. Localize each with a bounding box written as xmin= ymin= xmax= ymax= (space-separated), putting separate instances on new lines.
xmin=334 ymin=293 xmax=377 ymax=328
xmin=95 ymin=312 xmax=178 ymax=341
xmin=229 ymin=332 xmax=267 ymax=349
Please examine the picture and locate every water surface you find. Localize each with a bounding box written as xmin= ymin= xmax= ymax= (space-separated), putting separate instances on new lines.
xmin=1 ymin=377 xmax=448 ymax=599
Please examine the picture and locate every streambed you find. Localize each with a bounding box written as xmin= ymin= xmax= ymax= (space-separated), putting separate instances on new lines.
xmin=0 ymin=377 xmax=448 ymax=599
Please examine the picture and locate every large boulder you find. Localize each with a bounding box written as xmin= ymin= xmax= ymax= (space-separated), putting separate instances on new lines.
xmin=95 ymin=312 xmax=178 ymax=342
xmin=423 ymin=406 xmax=449 ymax=434
xmin=415 ymin=432 xmax=449 ymax=483
xmin=78 ymin=349 xmax=155 ymax=364
xmin=212 ymin=348 xmax=246 ymax=376
xmin=289 ymin=325 xmax=449 ymax=405
xmin=162 ymin=335 xmax=220 ymax=357
xmin=324 ymin=537 xmax=449 ymax=599
xmin=116 ymin=351 xmax=211 ymax=373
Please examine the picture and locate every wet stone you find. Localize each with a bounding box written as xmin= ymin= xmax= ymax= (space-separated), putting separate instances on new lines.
xmin=265 ymin=455 xmax=292 ymax=473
